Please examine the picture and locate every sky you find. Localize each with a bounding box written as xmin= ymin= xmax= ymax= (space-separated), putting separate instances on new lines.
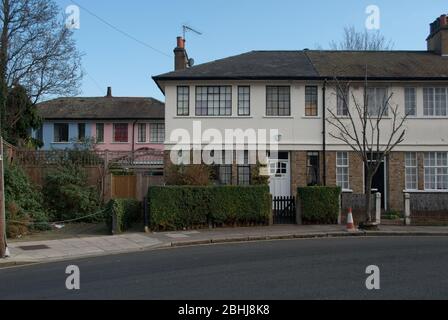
xmin=55 ymin=0 xmax=447 ymax=101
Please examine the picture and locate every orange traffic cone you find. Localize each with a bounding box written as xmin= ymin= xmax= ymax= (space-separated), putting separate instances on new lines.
xmin=347 ymin=208 xmax=356 ymax=232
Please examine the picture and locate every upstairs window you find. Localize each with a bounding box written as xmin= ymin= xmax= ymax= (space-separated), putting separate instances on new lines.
xmin=305 ymin=86 xmax=318 ymax=117
xmin=337 ymin=86 xmax=349 ymax=116
xmin=238 ymin=86 xmax=251 ymax=116
xmin=177 ymin=86 xmax=190 ymax=116
xmin=113 ymin=123 xmax=129 ymax=143
xmin=78 ymin=123 xmax=86 ymax=141
xmin=266 ymin=86 xmax=291 ymax=116
xmin=150 ymin=123 xmax=165 ymax=144
xmin=196 ymin=86 xmax=232 ymax=116
xmin=424 ymin=88 xmax=447 ymax=116
xmin=96 ymin=123 xmax=104 ymax=143
xmin=138 ymin=123 xmax=147 ymax=143
xmin=54 ymin=123 xmax=69 ymax=143
xmin=404 ymin=88 xmax=417 ymax=116
xmin=367 ymin=87 xmax=389 ymax=117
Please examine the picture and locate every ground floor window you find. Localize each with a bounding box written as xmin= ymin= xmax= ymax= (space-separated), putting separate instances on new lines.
xmin=218 ymin=165 xmax=232 ymax=185
xmin=424 ymin=152 xmax=448 ymax=190
xmin=307 ymin=152 xmax=320 ymax=186
xmin=336 ymin=152 xmax=349 ymax=190
xmin=405 ymin=152 xmax=418 ymax=190
xmin=238 ymin=151 xmax=251 ymax=185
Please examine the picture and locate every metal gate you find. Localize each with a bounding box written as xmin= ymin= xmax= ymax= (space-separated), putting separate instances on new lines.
xmin=273 ymin=196 xmax=296 ymax=224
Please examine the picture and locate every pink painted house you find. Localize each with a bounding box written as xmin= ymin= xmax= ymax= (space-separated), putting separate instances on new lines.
xmin=36 ymin=87 xmax=165 ymax=152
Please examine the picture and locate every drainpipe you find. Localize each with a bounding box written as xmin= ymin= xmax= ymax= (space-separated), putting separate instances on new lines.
xmin=322 ymin=80 xmax=327 ymax=186
xmin=132 ymin=120 xmax=137 ymax=163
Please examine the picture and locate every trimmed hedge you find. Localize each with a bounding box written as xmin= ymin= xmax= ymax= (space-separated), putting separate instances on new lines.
xmin=105 ymin=199 xmax=142 ymax=234
xmin=148 ymin=186 xmax=271 ymax=231
xmin=298 ymin=187 xmax=341 ymax=224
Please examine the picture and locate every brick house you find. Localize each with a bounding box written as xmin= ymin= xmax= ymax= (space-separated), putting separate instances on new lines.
xmin=153 ymin=14 xmax=448 ymax=212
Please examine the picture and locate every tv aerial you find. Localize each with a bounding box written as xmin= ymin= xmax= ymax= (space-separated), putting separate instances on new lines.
xmin=182 ymin=25 xmax=202 ymax=41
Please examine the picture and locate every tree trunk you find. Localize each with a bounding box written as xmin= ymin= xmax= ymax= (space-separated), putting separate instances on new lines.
xmin=365 ymin=173 xmax=373 ymax=223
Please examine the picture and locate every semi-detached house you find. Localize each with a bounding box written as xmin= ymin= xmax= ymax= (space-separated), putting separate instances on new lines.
xmin=153 ymin=14 xmax=448 ymax=212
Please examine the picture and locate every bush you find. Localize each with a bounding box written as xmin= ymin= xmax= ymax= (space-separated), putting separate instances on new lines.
xmin=165 ymin=164 xmax=212 ymax=186
xmin=298 ymin=187 xmax=341 ymax=224
xmin=105 ymin=199 xmax=142 ymax=234
xmin=148 ymin=186 xmax=271 ymax=231
xmin=43 ymin=162 xmax=101 ymax=222
xmin=4 ymin=163 xmax=50 ymax=237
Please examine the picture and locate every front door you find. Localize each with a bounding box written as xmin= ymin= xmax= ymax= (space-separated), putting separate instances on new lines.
xmin=366 ymin=157 xmax=387 ymax=209
xmin=269 ymin=152 xmax=291 ymax=198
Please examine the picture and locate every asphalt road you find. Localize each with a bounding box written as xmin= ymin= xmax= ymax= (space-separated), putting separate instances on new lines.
xmin=1 ymin=237 xmax=448 ymax=300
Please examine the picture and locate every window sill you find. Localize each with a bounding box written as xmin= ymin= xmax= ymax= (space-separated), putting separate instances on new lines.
xmin=111 ymin=142 xmax=130 ymax=144
xmin=52 ymin=142 xmax=70 ymax=144
xmin=341 ymin=189 xmax=354 ymax=193
xmin=174 ymin=116 xmax=252 ymax=119
xmin=263 ymin=116 xmax=294 ymax=119
xmin=403 ymin=189 xmax=448 ymax=193
xmin=302 ymin=116 xmax=321 ymax=119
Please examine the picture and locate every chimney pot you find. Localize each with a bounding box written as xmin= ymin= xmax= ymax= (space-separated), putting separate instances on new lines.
xmin=427 ymin=14 xmax=448 ymax=56
xmin=106 ymin=87 xmax=112 ymax=97
xmin=174 ymin=37 xmax=188 ymax=71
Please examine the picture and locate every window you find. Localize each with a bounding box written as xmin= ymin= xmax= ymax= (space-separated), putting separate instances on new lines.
xmin=405 ymin=88 xmax=417 ymax=116
xmin=337 ymin=86 xmax=349 ymax=116
xmin=113 ymin=123 xmax=129 ymax=143
xmin=238 ymin=86 xmax=250 ymax=116
xmin=305 ymin=86 xmax=318 ymax=117
xmin=367 ymin=87 xmax=389 ymax=117
xmin=307 ymin=152 xmax=320 ymax=186
xmin=237 ymin=151 xmax=251 ymax=186
xmin=405 ymin=152 xmax=418 ymax=190
xmin=196 ymin=86 xmax=232 ymax=116
xmin=150 ymin=123 xmax=165 ymax=143
xmin=78 ymin=123 xmax=86 ymax=141
xmin=96 ymin=123 xmax=104 ymax=143
xmin=36 ymin=126 xmax=43 ymax=144
xmin=424 ymin=152 xmax=448 ymax=190
xmin=336 ymin=152 xmax=350 ymax=190
xmin=137 ymin=123 xmax=147 ymax=143
xmin=424 ymin=88 xmax=447 ymax=116
xmin=219 ymin=166 xmax=232 ymax=185
xmin=177 ymin=86 xmax=190 ymax=116
xmin=54 ymin=123 xmax=69 ymax=143
xmin=266 ymin=86 xmax=291 ymax=116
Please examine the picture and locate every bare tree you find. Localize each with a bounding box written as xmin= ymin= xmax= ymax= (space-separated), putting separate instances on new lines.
xmin=330 ymin=26 xmax=394 ymax=51
xmin=327 ymin=76 xmax=408 ymax=224
xmin=0 ymin=0 xmax=83 ymax=105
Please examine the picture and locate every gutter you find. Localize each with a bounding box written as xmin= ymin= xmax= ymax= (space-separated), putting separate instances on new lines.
xmin=322 ymin=79 xmax=327 ymax=186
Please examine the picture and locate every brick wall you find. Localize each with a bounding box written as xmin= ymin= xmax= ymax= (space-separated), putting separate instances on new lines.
xmin=388 ymin=152 xmax=405 ymax=211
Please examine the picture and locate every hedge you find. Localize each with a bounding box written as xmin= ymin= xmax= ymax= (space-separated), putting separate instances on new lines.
xmin=298 ymin=187 xmax=341 ymax=224
xmin=105 ymin=199 xmax=142 ymax=234
xmin=148 ymin=186 xmax=271 ymax=231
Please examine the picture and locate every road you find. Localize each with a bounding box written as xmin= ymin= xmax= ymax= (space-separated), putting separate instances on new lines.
xmin=1 ymin=237 xmax=448 ymax=300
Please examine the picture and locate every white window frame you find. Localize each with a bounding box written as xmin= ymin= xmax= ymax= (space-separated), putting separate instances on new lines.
xmin=150 ymin=123 xmax=165 ymax=144
xmin=424 ymin=87 xmax=448 ymax=117
xmin=336 ymin=152 xmax=350 ymax=191
xmin=367 ymin=87 xmax=389 ymax=117
xmin=137 ymin=123 xmax=147 ymax=143
xmin=424 ymin=152 xmax=448 ymax=191
xmin=404 ymin=88 xmax=417 ymax=117
xmin=405 ymin=152 xmax=418 ymax=191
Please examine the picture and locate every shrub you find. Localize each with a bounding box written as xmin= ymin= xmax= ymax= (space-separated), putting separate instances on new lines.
xmin=165 ymin=164 xmax=212 ymax=186
xmin=43 ymin=162 xmax=101 ymax=222
xmin=4 ymin=163 xmax=50 ymax=236
xmin=298 ymin=186 xmax=341 ymax=224
xmin=148 ymin=186 xmax=271 ymax=231
xmin=105 ymin=199 xmax=142 ymax=234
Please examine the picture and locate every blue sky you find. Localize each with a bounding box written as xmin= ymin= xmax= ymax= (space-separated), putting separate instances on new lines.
xmin=55 ymin=0 xmax=447 ymax=100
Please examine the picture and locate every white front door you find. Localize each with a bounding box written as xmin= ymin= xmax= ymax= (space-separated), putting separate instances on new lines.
xmin=269 ymin=152 xmax=291 ymax=198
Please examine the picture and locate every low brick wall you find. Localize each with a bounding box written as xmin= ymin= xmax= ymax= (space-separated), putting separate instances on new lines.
xmin=410 ymin=193 xmax=448 ymax=226
xmin=341 ymin=193 xmax=375 ymax=225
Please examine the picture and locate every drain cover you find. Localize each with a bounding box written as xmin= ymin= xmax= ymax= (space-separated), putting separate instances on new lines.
xmin=18 ymin=245 xmax=50 ymax=251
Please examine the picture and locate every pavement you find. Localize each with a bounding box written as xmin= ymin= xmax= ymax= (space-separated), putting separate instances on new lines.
xmin=1 ymin=237 xmax=448 ymax=299
xmin=2 ymin=224 xmax=448 ymax=268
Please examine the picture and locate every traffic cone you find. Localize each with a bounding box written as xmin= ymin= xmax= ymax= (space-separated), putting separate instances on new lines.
xmin=347 ymin=208 xmax=356 ymax=232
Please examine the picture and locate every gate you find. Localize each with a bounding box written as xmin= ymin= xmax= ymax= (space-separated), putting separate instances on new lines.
xmin=111 ymin=174 xmax=137 ymax=199
xmin=273 ymin=196 xmax=296 ymax=224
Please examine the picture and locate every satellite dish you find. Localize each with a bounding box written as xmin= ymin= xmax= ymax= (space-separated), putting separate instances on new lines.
xmin=188 ymin=58 xmax=195 ymax=67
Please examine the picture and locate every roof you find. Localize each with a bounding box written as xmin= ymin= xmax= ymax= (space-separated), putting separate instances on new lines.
xmin=37 ymin=97 xmax=165 ymax=120
xmin=153 ymin=50 xmax=448 ymax=89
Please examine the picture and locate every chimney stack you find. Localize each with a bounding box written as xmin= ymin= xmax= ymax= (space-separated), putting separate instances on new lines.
xmin=106 ymin=86 xmax=112 ymax=97
xmin=427 ymin=14 xmax=448 ymax=56
xmin=174 ymin=36 xmax=188 ymax=71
